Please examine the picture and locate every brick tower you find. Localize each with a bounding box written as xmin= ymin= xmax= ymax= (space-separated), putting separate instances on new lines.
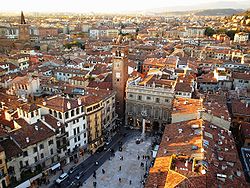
xmin=19 ymin=11 xmax=30 ymax=41
xmin=112 ymin=47 xmax=128 ymax=121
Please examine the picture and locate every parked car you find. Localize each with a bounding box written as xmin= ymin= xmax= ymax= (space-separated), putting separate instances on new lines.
xmin=96 ymin=146 xmax=104 ymax=153
xmin=55 ymin=173 xmax=69 ymax=184
xmin=75 ymin=173 xmax=81 ymax=180
xmin=69 ymin=165 xmax=76 ymax=174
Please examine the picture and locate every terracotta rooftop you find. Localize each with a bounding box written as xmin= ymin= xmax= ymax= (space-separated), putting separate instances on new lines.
xmin=10 ymin=118 xmax=55 ymax=149
xmin=197 ymin=72 xmax=217 ymax=83
xmin=39 ymin=95 xmax=82 ymax=112
xmin=19 ymin=103 xmax=40 ymax=113
xmin=138 ymin=74 xmax=174 ymax=89
xmin=0 ymin=139 xmax=22 ymax=159
xmin=42 ymin=114 xmax=65 ymax=130
xmin=232 ymin=71 xmax=250 ymax=81
xmin=146 ymin=119 xmax=247 ymax=188
xmin=203 ymin=93 xmax=231 ymax=121
xmin=172 ymin=98 xmax=203 ymax=115
xmin=175 ymin=82 xmax=192 ymax=93
xmin=232 ymin=99 xmax=250 ymax=116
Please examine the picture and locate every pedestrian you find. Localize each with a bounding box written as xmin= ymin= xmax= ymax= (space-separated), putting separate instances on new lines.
xmin=102 ymin=169 xmax=105 ymax=174
xmin=129 ymin=180 xmax=132 ymax=185
xmin=93 ymin=171 xmax=96 ymax=179
xmin=137 ymin=155 xmax=140 ymax=160
xmin=93 ymin=181 xmax=97 ymax=187
xmin=121 ymin=156 xmax=123 ymax=160
xmin=119 ymin=177 xmax=121 ymax=182
xmin=119 ymin=166 xmax=121 ymax=171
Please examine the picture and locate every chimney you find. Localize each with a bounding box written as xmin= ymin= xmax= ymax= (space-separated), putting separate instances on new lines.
xmin=57 ymin=121 xmax=61 ymax=127
xmin=67 ymin=101 xmax=71 ymax=109
xmin=246 ymin=102 xmax=249 ymax=108
xmin=42 ymin=101 xmax=46 ymax=106
xmin=35 ymin=125 xmax=38 ymax=131
xmin=78 ymin=98 xmax=81 ymax=105
xmin=41 ymin=116 xmax=45 ymax=121
xmin=26 ymin=137 xmax=29 ymax=143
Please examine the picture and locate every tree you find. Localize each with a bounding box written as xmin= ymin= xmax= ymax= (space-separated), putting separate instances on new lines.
xmin=217 ymin=29 xmax=226 ymax=34
xmin=204 ymin=27 xmax=216 ymax=37
xmin=225 ymin=30 xmax=237 ymax=40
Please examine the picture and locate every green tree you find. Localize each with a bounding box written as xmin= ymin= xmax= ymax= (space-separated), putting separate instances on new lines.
xmin=225 ymin=30 xmax=237 ymax=40
xmin=204 ymin=27 xmax=216 ymax=37
xmin=217 ymin=29 xmax=226 ymax=34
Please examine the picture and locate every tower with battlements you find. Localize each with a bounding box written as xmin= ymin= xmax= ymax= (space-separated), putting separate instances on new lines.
xmin=112 ymin=47 xmax=128 ymax=121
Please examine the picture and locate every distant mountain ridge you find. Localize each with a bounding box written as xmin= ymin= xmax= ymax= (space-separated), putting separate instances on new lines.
xmin=154 ymin=8 xmax=245 ymax=16
xmin=195 ymin=9 xmax=244 ymax=16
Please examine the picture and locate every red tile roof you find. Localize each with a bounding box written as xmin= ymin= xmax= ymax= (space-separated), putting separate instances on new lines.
xmin=146 ymin=119 xmax=248 ymax=187
xmin=0 ymin=139 xmax=22 ymax=159
xmin=232 ymin=72 xmax=250 ymax=81
xmin=175 ymin=82 xmax=192 ymax=93
xmin=40 ymin=95 xmax=82 ymax=112
xmin=10 ymin=118 xmax=55 ymax=149
xmin=232 ymin=99 xmax=250 ymax=116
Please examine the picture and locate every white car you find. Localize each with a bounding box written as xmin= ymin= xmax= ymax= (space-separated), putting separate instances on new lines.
xmin=55 ymin=173 xmax=69 ymax=184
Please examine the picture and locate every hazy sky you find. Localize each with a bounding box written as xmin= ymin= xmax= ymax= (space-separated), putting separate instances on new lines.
xmin=0 ymin=0 xmax=249 ymax=12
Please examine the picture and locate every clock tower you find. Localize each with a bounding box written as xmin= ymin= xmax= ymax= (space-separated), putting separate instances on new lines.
xmin=19 ymin=11 xmax=30 ymax=41
xmin=112 ymin=47 xmax=128 ymax=120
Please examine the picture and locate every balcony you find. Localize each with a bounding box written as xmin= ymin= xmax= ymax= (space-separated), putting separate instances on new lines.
xmin=56 ymin=131 xmax=68 ymax=139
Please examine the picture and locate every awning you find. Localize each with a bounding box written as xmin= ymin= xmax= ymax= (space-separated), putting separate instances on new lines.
xmin=51 ymin=163 xmax=60 ymax=171
xmin=152 ymin=150 xmax=157 ymax=158
xmin=30 ymin=173 xmax=42 ymax=182
xmin=15 ymin=180 xmax=31 ymax=188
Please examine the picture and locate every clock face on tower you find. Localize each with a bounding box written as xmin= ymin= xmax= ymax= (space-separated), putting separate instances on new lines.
xmin=116 ymin=62 xmax=120 ymax=67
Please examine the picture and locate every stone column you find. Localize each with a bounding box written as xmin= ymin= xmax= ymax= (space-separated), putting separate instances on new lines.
xmin=142 ymin=118 xmax=146 ymax=139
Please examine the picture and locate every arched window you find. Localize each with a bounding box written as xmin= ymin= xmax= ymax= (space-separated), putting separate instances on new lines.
xmin=54 ymin=111 xmax=57 ymax=118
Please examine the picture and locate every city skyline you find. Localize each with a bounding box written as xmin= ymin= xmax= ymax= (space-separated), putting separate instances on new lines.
xmin=0 ymin=0 xmax=249 ymax=13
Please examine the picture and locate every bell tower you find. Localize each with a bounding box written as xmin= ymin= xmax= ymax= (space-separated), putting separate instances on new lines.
xmin=19 ymin=11 xmax=30 ymax=41
xmin=112 ymin=47 xmax=128 ymax=120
